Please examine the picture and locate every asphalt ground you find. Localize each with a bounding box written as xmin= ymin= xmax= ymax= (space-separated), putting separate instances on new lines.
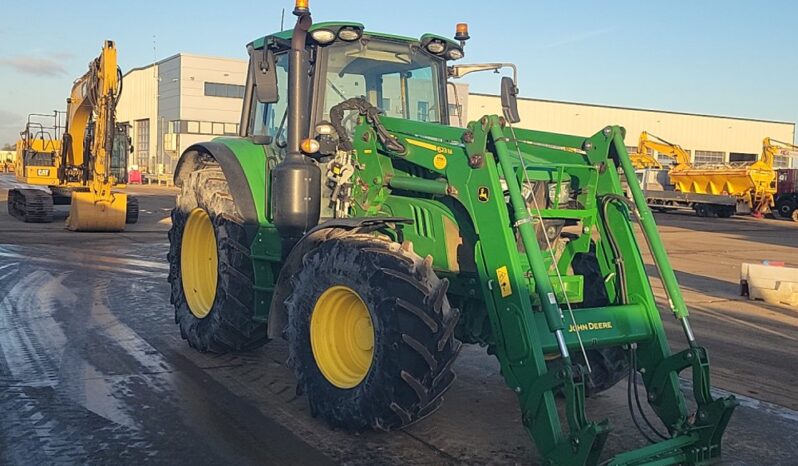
xmin=0 ymin=173 xmax=796 ymax=465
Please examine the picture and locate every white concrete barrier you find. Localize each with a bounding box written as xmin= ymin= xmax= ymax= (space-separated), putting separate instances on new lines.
xmin=740 ymin=262 xmax=798 ymax=307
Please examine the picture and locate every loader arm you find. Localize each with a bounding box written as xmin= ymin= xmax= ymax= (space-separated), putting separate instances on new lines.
xmin=338 ymin=107 xmax=737 ymax=465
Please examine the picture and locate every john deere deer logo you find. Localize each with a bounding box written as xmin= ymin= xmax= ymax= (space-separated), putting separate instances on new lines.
xmin=477 ymin=186 xmax=490 ymax=202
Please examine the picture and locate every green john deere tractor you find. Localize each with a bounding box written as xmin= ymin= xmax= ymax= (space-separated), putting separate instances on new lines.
xmin=168 ymin=3 xmax=736 ymax=464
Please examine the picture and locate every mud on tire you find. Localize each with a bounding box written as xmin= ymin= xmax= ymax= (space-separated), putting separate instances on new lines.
xmin=287 ymin=235 xmax=462 ymax=431
xmin=167 ymin=163 xmax=266 ymax=352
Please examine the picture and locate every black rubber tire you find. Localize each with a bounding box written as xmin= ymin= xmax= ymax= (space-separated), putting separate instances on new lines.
xmin=570 ymin=249 xmax=629 ymax=396
xmin=775 ymin=199 xmax=795 ymax=219
xmin=125 ymin=196 xmax=139 ymax=224
xmin=716 ymin=206 xmax=734 ymax=218
xmin=167 ymin=164 xmax=266 ymax=353
xmin=287 ymin=235 xmax=461 ymax=431
xmin=694 ymin=204 xmax=710 ymax=217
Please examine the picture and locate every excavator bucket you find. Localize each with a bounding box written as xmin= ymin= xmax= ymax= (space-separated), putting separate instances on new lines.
xmin=66 ymin=191 xmax=127 ymax=232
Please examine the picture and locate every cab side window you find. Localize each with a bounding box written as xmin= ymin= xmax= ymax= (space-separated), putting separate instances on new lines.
xmin=249 ymin=52 xmax=289 ymax=146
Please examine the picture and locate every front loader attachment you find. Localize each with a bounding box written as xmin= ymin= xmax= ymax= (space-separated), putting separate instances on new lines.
xmin=478 ymin=119 xmax=738 ymax=465
xmin=371 ymin=113 xmax=738 ymax=465
xmin=66 ymin=190 xmax=127 ymax=231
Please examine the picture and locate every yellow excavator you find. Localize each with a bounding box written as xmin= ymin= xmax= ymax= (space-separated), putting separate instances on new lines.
xmin=630 ymin=131 xmax=690 ymax=170
xmin=635 ymin=131 xmax=776 ymax=214
xmin=8 ymin=40 xmax=137 ymax=230
xmin=762 ymin=137 xmax=798 ymax=168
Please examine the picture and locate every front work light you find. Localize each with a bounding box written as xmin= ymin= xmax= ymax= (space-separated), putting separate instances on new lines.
xmin=338 ymin=27 xmax=362 ymax=41
xmin=311 ymin=29 xmax=336 ymax=44
xmin=426 ymin=41 xmax=445 ymax=54
xmin=447 ymin=48 xmax=464 ymax=60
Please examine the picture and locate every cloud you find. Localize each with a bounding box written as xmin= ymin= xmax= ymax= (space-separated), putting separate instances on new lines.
xmin=0 ymin=55 xmax=67 ymax=76
xmin=0 ymin=110 xmax=25 ymax=148
xmin=536 ymin=27 xmax=615 ymax=50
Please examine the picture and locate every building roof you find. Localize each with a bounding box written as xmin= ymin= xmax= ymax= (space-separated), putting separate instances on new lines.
xmin=470 ymin=92 xmax=795 ymax=127
xmin=123 ymin=52 xmax=246 ymax=78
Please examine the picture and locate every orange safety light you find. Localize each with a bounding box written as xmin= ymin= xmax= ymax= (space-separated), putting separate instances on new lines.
xmin=455 ymin=23 xmax=470 ymax=42
xmin=300 ymin=138 xmax=320 ymax=154
xmin=294 ymin=0 xmax=309 ymax=13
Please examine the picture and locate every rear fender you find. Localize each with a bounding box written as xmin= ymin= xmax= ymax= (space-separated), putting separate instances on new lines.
xmin=174 ymin=139 xmax=270 ymax=244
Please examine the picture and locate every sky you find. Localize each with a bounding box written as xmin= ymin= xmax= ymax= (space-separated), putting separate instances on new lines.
xmin=0 ymin=0 xmax=796 ymax=146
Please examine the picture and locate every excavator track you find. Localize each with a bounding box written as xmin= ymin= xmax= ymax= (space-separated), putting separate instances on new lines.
xmin=7 ymin=188 xmax=54 ymax=223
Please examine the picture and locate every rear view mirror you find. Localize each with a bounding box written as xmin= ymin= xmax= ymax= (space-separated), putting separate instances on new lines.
xmin=500 ymin=76 xmax=520 ymax=124
xmin=254 ymin=48 xmax=278 ymax=104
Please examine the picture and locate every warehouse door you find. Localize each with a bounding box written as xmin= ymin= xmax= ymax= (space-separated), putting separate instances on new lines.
xmin=135 ymin=119 xmax=150 ymax=172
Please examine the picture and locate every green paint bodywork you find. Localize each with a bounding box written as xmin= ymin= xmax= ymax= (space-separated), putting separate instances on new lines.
xmin=207 ymin=113 xmax=736 ymax=464
xmin=188 ymin=26 xmax=736 ymax=466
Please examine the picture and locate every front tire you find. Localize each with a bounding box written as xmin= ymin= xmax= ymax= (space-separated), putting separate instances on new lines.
xmin=167 ymin=164 xmax=266 ymax=353
xmin=287 ymin=235 xmax=461 ymax=431
xmin=570 ymin=249 xmax=629 ymax=396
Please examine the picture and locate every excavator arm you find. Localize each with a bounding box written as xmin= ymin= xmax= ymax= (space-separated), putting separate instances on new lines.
xmin=63 ymin=40 xmax=129 ymax=231
xmin=637 ymin=131 xmax=692 ymax=168
xmin=761 ymin=137 xmax=798 ymax=168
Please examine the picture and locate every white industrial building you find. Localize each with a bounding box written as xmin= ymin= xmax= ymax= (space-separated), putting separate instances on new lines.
xmin=117 ymin=53 xmax=247 ymax=174
xmin=118 ymin=53 xmax=796 ymax=175
xmin=468 ymin=94 xmax=796 ymax=168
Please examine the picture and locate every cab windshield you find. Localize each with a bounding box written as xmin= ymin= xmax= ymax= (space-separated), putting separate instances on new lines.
xmin=321 ymin=39 xmax=443 ymax=124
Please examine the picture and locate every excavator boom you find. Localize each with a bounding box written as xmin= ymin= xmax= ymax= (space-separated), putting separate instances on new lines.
xmin=64 ymin=40 xmax=128 ymax=231
xmin=636 ymin=131 xmax=692 ymax=167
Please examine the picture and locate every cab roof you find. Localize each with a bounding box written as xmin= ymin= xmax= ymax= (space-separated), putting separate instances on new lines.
xmin=247 ymin=21 xmax=459 ymax=50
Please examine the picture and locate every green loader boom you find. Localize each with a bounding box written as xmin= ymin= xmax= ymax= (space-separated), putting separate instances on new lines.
xmin=168 ymin=3 xmax=736 ymax=465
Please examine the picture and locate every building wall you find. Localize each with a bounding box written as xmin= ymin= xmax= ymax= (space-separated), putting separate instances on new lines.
xmin=179 ymin=54 xmax=247 ymax=123
xmin=117 ymin=64 xmax=159 ymax=171
xmin=119 ymin=52 xmax=797 ymax=174
xmin=467 ymin=93 xmax=796 ymax=167
xmin=118 ymin=54 xmax=248 ymax=174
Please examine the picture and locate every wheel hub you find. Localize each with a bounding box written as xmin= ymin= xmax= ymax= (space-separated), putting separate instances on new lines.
xmin=181 ymin=208 xmax=218 ymax=318
xmin=310 ymin=286 xmax=374 ymax=389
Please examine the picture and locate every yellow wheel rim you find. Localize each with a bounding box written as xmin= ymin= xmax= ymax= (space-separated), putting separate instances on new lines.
xmin=181 ymin=208 xmax=218 ymax=319
xmin=310 ymin=286 xmax=374 ymax=389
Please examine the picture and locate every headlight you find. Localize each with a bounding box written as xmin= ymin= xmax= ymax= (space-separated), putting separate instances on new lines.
xmin=447 ymin=48 xmax=463 ymax=60
xmin=338 ymin=27 xmax=361 ymax=41
xmin=311 ymin=29 xmax=336 ymax=44
xmin=426 ymin=41 xmax=445 ymax=54
xmin=315 ymin=123 xmax=334 ymax=135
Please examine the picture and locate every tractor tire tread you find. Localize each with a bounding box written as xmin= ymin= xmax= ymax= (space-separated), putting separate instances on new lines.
xmin=287 ymin=234 xmax=460 ymax=432
xmin=168 ymin=164 xmax=266 ymax=353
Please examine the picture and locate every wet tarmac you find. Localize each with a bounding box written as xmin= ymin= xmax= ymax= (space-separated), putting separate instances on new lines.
xmin=0 ymin=174 xmax=796 ymax=465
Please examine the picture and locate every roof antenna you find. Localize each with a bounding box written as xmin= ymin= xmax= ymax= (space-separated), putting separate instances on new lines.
xmin=280 ymin=8 xmax=286 ymax=30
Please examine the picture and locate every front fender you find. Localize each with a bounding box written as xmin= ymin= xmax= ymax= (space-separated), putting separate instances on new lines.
xmin=266 ymin=217 xmax=411 ymax=339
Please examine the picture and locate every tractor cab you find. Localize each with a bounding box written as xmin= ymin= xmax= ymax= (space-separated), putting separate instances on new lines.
xmin=242 ymin=23 xmax=463 ymax=161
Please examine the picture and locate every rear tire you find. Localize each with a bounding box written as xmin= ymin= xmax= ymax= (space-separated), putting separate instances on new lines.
xmin=287 ymin=235 xmax=461 ymax=431
xmin=168 ymin=163 xmax=266 ymax=353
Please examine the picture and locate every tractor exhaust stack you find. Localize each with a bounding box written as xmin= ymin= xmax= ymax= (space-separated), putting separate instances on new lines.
xmin=271 ymin=0 xmax=321 ymax=239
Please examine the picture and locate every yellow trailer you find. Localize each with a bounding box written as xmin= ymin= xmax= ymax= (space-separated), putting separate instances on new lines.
xmin=635 ymin=132 xmax=777 ymax=214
